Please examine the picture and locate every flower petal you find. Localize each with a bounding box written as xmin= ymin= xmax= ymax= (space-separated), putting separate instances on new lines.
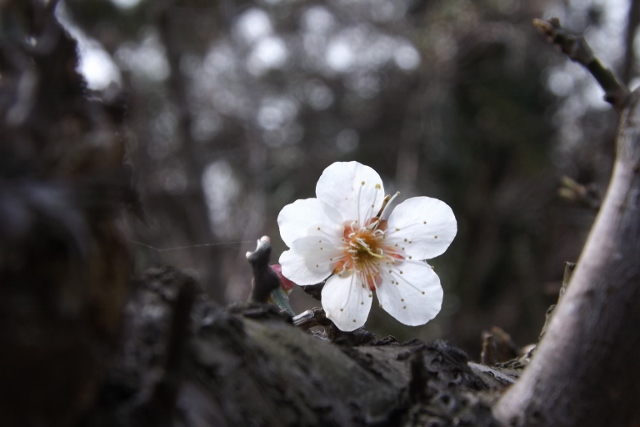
xmin=321 ymin=271 xmax=373 ymax=331
xmin=279 ymin=247 xmax=335 ymax=286
xmin=385 ymin=196 xmax=457 ymax=260
xmin=278 ymin=198 xmax=343 ymax=247
xmin=291 ymin=234 xmax=344 ymax=265
xmin=316 ymin=161 xmax=385 ymax=224
xmin=376 ymin=260 xmax=443 ymax=326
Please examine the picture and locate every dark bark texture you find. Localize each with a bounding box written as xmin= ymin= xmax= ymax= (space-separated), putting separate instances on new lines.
xmin=0 ymin=3 xmax=516 ymax=426
xmin=81 ymin=266 xmax=507 ymax=427
xmin=5 ymin=4 xmax=640 ymax=427
xmin=0 ymin=1 xmax=131 ymax=425
xmin=494 ymin=87 xmax=640 ymax=427
xmin=493 ymin=19 xmax=640 ymax=427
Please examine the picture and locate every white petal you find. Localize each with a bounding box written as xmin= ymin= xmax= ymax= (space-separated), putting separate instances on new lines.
xmin=316 ymin=161 xmax=384 ymax=224
xmin=278 ymin=198 xmax=343 ymax=247
xmin=321 ymin=271 xmax=373 ymax=332
xmin=376 ymin=260 xmax=443 ymax=326
xmin=279 ymin=248 xmax=334 ymax=285
xmin=385 ymin=196 xmax=457 ymax=260
xmin=291 ymin=234 xmax=345 ymax=271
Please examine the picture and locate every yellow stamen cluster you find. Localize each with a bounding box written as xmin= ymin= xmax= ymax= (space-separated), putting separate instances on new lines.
xmin=332 ymin=218 xmax=403 ymax=291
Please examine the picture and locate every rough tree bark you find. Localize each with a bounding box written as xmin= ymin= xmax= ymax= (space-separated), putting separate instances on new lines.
xmin=0 ymin=4 xmax=513 ymax=426
xmin=493 ymin=19 xmax=640 ymax=427
xmin=81 ymin=266 xmax=510 ymax=427
xmin=0 ymin=1 xmax=131 ymax=425
xmin=5 ymin=4 xmax=640 ymax=427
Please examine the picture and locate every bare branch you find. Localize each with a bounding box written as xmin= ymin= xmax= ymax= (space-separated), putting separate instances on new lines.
xmin=494 ymin=87 xmax=640 ymax=427
xmin=533 ymin=18 xmax=630 ymax=110
xmin=622 ymin=0 xmax=640 ymax=85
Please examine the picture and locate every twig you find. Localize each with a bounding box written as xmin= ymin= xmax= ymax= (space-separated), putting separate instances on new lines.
xmin=533 ymin=18 xmax=630 ymax=110
xmin=622 ymin=0 xmax=640 ymax=85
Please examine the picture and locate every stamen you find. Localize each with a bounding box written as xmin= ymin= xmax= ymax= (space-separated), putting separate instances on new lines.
xmin=342 ymin=273 xmax=356 ymax=311
xmin=379 ymin=191 xmax=400 ymax=219
xmin=385 ymin=263 xmax=430 ymax=293
xmin=364 ymin=182 xmax=381 ymax=221
xmin=376 ymin=194 xmax=391 ymax=218
xmin=366 ymin=248 xmax=384 ymax=258
xmin=356 ymin=183 xmax=363 ymax=225
xmin=385 ymin=221 xmax=422 ymax=236
xmin=310 ymin=225 xmax=343 ymax=242
xmin=355 ymin=237 xmax=369 ymax=249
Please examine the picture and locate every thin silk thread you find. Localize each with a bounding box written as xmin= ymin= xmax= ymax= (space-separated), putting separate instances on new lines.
xmin=128 ymin=240 xmax=256 ymax=252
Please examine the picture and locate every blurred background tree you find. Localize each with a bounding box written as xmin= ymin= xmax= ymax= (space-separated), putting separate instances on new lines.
xmin=60 ymin=0 xmax=635 ymax=356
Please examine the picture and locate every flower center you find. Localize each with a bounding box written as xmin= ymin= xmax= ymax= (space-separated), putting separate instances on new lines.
xmin=347 ymin=227 xmax=383 ymax=259
xmin=330 ymin=220 xmax=390 ymax=290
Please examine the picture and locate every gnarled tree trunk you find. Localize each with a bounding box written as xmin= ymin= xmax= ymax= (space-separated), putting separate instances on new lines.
xmin=494 ymin=89 xmax=640 ymax=426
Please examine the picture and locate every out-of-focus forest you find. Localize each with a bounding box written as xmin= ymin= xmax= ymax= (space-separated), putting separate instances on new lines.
xmin=62 ymin=0 xmax=633 ymax=356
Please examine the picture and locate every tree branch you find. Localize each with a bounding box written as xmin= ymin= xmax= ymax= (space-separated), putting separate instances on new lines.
xmin=493 ymin=17 xmax=640 ymax=427
xmin=83 ymin=266 xmax=505 ymax=426
xmin=493 ymin=78 xmax=640 ymax=427
xmin=622 ymin=0 xmax=640 ymax=85
xmin=533 ymin=18 xmax=630 ymax=110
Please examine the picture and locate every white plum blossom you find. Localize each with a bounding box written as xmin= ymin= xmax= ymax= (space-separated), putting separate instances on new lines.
xmin=277 ymin=161 xmax=457 ymax=331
